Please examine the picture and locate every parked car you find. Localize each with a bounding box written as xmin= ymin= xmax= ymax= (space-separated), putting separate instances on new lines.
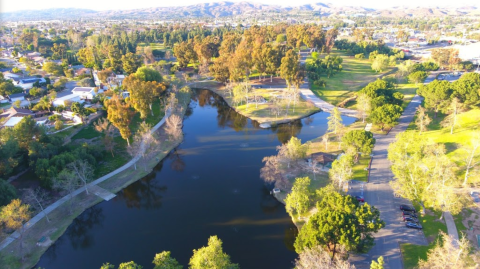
xmin=355 ymin=196 xmax=365 ymax=203
xmin=403 ymin=216 xmax=418 ymax=223
xmin=402 ymin=211 xmax=418 ymax=218
xmin=405 ymin=222 xmax=423 ymax=229
xmin=400 ymin=205 xmax=416 ymax=212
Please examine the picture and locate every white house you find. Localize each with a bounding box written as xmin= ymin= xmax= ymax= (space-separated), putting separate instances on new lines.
xmin=53 ymin=94 xmax=83 ymax=107
xmin=71 ymin=87 xmax=97 ymax=100
xmin=17 ymin=77 xmax=46 ymax=90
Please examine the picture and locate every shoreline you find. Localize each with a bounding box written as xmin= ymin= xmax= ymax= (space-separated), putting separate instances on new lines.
xmin=0 ymin=93 xmax=191 ymax=269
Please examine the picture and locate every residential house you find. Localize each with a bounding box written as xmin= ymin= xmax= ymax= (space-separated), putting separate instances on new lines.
xmin=0 ymin=107 xmax=35 ymax=119
xmin=52 ymin=94 xmax=83 ymax=107
xmin=8 ymin=92 xmax=26 ymax=102
xmin=16 ymin=77 xmax=46 ymax=90
xmin=71 ymin=87 xmax=97 ymax=100
xmin=26 ymin=52 xmax=41 ymax=59
xmin=2 ymin=71 xmax=21 ymax=80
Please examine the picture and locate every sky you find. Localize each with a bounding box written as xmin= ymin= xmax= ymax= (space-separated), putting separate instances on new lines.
xmin=2 ymin=0 xmax=479 ymax=13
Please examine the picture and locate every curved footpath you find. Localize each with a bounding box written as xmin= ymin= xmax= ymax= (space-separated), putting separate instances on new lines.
xmin=0 ymin=110 xmax=171 ymax=252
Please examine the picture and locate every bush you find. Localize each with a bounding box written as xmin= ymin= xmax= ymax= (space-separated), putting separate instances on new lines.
xmin=54 ymin=120 xmax=64 ymax=130
xmin=422 ymin=62 xmax=439 ymax=71
xmin=0 ymin=179 xmax=17 ymax=207
xmin=48 ymin=114 xmax=61 ymax=121
xmin=314 ymin=79 xmax=327 ymax=87
xmin=355 ymin=53 xmax=365 ymax=59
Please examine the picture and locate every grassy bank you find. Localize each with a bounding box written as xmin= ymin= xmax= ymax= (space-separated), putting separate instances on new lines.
xmin=310 ymin=50 xmax=395 ymax=106
xmin=0 ymin=93 xmax=190 ymax=269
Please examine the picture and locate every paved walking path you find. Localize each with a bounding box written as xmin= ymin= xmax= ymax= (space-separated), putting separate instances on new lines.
xmin=444 ymin=212 xmax=460 ymax=247
xmin=0 ymin=111 xmax=171 ymax=252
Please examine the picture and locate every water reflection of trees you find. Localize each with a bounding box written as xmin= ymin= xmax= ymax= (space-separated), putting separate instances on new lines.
xmin=192 ymin=89 xmax=305 ymax=144
xmin=169 ymin=149 xmax=186 ymax=172
xmin=66 ymin=207 xmax=104 ymax=250
xmin=270 ymin=120 xmax=303 ymax=144
xmin=116 ymin=172 xmax=167 ymax=210
xmin=283 ymin=223 xmax=298 ymax=252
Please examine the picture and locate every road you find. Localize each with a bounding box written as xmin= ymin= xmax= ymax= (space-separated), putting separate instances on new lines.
xmin=349 ymin=95 xmax=428 ymax=269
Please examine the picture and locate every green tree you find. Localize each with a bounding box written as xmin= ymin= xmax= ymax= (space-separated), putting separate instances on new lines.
xmin=342 ymin=130 xmax=375 ymax=161
xmin=408 ymin=71 xmax=427 ymax=85
xmin=368 ymin=104 xmax=403 ymax=131
xmin=122 ymin=52 xmax=142 ymax=74
xmin=294 ymin=188 xmax=384 ymax=258
xmin=371 ymin=54 xmax=389 ymax=72
xmin=388 ymin=132 xmax=467 ymax=214
xmin=417 ymin=80 xmax=453 ymax=118
xmin=285 ymin=177 xmax=312 ymax=218
xmin=153 ymin=251 xmax=183 ymax=269
xmin=0 ymin=179 xmax=17 ymax=206
xmin=105 ymin=95 xmax=134 ymax=146
xmin=42 ymin=62 xmax=65 ymax=76
xmin=174 ymin=41 xmax=197 ymax=68
xmin=357 ymin=93 xmax=371 ymax=123
xmin=280 ymin=49 xmax=299 ymax=89
xmin=371 ymin=256 xmax=385 ymax=269
xmin=118 ymin=261 xmax=143 ymax=269
xmin=0 ymin=199 xmax=31 ymax=261
xmin=0 ymin=135 xmax=20 ymax=177
xmin=135 ymin=66 xmax=163 ymax=82
xmin=452 ymin=72 xmax=480 ymax=106
xmin=329 ymin=154 xmax=354 ymax=189
xmin=78 ymin=77 xmax=95 ymax=87
xmin=327 ymin=107 xmax=343 ymax=134
xmin=189 ymin=236 xmax=239 ymax=269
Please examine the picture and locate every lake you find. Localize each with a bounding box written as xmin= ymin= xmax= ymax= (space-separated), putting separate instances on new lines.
xmin=36 ymin=89 xmax=355 ymax=269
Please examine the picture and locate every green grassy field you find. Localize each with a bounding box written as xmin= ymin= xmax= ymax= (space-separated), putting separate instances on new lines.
xmin=409 ymin=108 xmax=480 ymax=172
xmin=310 ymin=50 xmax=394 ymax=106
xmin=137 ymin=42 xmax=165 ymax=50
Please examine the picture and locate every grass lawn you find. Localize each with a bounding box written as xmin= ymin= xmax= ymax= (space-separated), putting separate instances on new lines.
xmin=401 ymin=243 xmax=432 ymax=269
xmin=408 ymin=108 xmax=480 ymax=181
xmin=310 ymin=50 xmax=395 ymax=106
xmin=130 ymin=99 xmax=165 ymax=133
xmin=71 ymin=118 xmax=104 ymax=140
xmin=352 ymin=155 xmax=370 ymax=182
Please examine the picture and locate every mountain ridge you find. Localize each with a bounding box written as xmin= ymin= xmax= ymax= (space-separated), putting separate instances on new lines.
xmin=1 ymin=2 xmax=478 ymax=21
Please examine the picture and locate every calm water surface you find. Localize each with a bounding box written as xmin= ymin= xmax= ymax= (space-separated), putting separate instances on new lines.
xmin=36 ymin=89 xmax=355 ymax=269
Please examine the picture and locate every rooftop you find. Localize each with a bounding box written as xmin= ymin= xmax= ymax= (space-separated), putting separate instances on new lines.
xmin=3 ymin=117 xmax=24 ymax=127
xmin=72 ymin=87 xmax=95 ymax=92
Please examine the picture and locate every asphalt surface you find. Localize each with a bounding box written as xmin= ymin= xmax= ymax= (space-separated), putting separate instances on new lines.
xmin=349 ymin=95 xmax=428 ymax=269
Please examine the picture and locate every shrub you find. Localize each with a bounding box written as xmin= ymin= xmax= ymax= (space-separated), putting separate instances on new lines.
xmin=54 ymin=120 xmax=64 ymax=130
xmin=355 ymin=53 xmax=365 ymax=59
